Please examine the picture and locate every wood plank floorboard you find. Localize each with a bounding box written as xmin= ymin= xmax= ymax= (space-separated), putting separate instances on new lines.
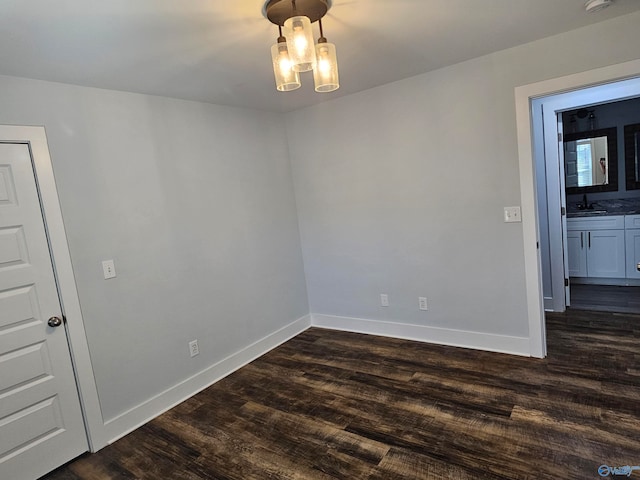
xmin=569 ymin=284 xmax=640 ymax=314
xmin=41 ymin=310 xmax=640 ymax=479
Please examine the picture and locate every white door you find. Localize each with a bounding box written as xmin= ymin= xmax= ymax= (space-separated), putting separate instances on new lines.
xmin=0 ymin=142 xmax=87 ymax=480
xmin=557 ymin=115 xmax=571 ymax=307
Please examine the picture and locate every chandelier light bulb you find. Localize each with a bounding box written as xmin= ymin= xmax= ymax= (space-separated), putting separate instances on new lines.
xmin=279 ymin=55 xmax=292 ymax=74
xmin=294 ymin=31 xmax=308 ymax=55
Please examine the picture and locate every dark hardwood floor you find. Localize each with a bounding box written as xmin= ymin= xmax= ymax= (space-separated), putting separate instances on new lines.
xmin=569 ymin=284 xmax=640 ymax=314
xmin=42 ymin=310 xmax=640 ymax=479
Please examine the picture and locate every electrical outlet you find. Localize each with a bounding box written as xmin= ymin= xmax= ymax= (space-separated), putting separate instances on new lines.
xmin=419 ymin=297 xmax=428 ymax=311
xmin=189 ymin=340 xmax=199 ymax=357
xmin=101 ymin=259 xmax=116 ymax=279
xmin=380 ymin=293 xmax=389 ymax=307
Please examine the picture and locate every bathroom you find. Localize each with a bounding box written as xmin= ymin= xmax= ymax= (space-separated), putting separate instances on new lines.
xmin=563 ymin=96 xmax=640 ymax=312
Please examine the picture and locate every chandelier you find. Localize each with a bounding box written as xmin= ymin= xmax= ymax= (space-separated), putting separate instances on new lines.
xmin=264 ymin=0 xmax=339 ymax=93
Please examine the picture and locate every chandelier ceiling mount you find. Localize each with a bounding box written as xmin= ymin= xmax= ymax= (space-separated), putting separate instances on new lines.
xmin=264 ymin=0 xmax=331 ymax=26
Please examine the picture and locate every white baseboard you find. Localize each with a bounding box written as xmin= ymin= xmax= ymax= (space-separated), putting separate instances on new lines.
xmin=102 ymin=314 xmax=311 ymax=446
xmin=101 ymin=312 xmax=531 ymax=446
xmin=311 ymin=314 xmax=531 ymax=357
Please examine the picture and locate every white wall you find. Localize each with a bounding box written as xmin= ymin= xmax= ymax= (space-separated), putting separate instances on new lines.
xmin=0 ymin=75 xmax=309 ymax=428
xmin=286 ymin=12 xmax=640 ymax=352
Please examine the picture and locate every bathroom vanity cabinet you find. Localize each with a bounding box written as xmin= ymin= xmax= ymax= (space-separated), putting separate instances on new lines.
xmin=566 ymin=215 xmax=625 ymax=279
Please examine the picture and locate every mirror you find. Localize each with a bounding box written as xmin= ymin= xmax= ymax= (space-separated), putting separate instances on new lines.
xmin=565 ymin=135 xmax=608 ymax=187
xmin=625 ymin=123 xmax=640 ymax=190
xmin=564 ymin=127 xmax=618 ymax=194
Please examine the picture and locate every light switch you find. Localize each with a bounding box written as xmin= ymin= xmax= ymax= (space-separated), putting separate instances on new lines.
xmin=102 ymin=259 xmax=116 ymax=279
xmin=419 ymin=297 xmax=428 ymax=311
xmin=504 ymin=206 xmax=522 ymax=223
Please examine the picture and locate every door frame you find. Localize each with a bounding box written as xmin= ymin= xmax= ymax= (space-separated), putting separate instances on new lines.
xmin=0 ymin=125 xmax=107 ymax=451
xmin=538 ymin=80 xmax=640 ymax=313
xmin=515 ymin=58 xmax=640 ymax=358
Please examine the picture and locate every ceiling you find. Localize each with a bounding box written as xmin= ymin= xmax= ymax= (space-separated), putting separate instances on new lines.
xmin=1 ymin=0 xmax=639 ymax=113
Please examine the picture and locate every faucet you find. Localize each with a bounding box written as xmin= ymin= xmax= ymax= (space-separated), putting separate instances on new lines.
xmin=580 ymin=194 xmax=593 ymax=210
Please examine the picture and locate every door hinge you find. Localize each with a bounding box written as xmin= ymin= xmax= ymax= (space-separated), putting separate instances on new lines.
xmin=565 ymin=278 xmax=569 ymax=287
xmin=558 ymin=132 xmax=563 ymax=142
xmin=536 ymin=241 xmax=540 ymax=249
xmin=561 ymin=206 xmax=566 ymax=216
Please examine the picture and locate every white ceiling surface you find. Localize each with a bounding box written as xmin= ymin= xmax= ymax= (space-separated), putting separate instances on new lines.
xmin=1 ymin=0 xmax=640 ymax=113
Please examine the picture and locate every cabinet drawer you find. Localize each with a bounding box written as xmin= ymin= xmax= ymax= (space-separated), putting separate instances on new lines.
xmin=625 ymin=214 xmax=640 ymax=229
xmin=566 ymin=215 xmax=624 ymax=231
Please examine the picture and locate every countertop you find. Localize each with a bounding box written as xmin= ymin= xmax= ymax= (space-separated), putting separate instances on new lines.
xmin=567 ymin=198 xmax=640 ymax=218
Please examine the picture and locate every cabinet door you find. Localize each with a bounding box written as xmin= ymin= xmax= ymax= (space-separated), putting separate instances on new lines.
xmin=626 ymin=229 xmax=640 ymax=279
xmin=566 ymin=230 xmax=587 ymax=277
xmin=587 ymin=229 xmax=626 ymax=278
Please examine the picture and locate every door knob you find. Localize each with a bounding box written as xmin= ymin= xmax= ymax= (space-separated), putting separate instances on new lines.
xmin=637 ymin=262 xmax=640 ymax=272
xmin=48 ymin=316 xmax=63 ymax=328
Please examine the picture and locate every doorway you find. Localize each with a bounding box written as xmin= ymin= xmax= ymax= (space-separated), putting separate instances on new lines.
xmin=532 ymin=78 xmax=640 ymax=315
xmin=514 ymin=58 xmax=640 ymax=359
xmin=561 ymin=97 xmax=640 ymax=314
xmin=0 ymin=126 xmax=104 ymax=480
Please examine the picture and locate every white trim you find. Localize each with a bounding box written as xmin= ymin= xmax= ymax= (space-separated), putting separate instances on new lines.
xmin=0 ymin=125 xmax=108 ymax=451
xmin=311 ymin=314 xmax=530 ymax=357
xmin=515 ymin=59 xmax=640 ymax=359
xmin=103 ymin=314 xmax=311 ymax=444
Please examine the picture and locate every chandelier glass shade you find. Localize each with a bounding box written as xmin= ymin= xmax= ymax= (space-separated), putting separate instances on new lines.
xmin=264 ymin=0 xmax=339 ymax=93
xmin=271 ymin=38 xmax=301 ymax=91
xmin=313 ymin=41 xmax=338 ymax=92
xmin=284 ymin=15 xmax=316 ymax=72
